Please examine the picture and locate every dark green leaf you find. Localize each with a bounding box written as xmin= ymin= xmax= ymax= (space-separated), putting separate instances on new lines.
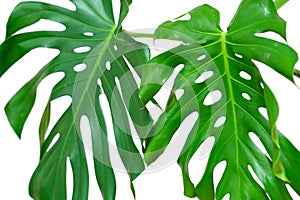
xmin=0 ymin=0 xmax=152 ymax=199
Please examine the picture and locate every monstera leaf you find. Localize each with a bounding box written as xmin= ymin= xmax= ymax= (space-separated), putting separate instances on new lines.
xmin=140 ymin=0 xmax=300 ymax=199
xmin=0 ymin=0 xmax=152 ymax=199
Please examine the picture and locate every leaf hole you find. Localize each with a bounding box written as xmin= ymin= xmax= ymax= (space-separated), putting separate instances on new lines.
xmin=260 ymin=82 xmax=265 ymax=89
xmin=66 ymin=157 xmax=73 ymax=200
xmin=114 ymin=45 xmax=118 ymax=51
xmin=152 ymin=64 xmax=184 ymax=109
xmin=258 ymin=107 xmax=268 ymax=120
xmin=189 ymin=137 xmax=215 ymax=185
xmin=50 ymin=1 xmax=76 ymax=11
xmin=239 ymin=71 xmax=251 ymax=80
xmin=80 ymin=115 xmax=92 ymax=152
xmin=175 ymin=89 xmax=184 ymax=99
xmin=195 ymin=71 xmax=213 ymax=84
xmin=248 ymin=165 xmax=265 ymax=189
xmin=175 ymin=63 xmax=185 ymax=72
xmin=147 ymin=112 xmax=198 ymax=172
xmin=97 ymin=78 xmax=103 ymax=89
xmin=171 ymin=13 xmax=191 ymax=22
xmin=242 ymin=92 xmax=251 ymax=101
xmin=146 ymin=101 xmax=163 ymax=123
xmin=106 ymin=61 xmax=111 ymax=71
xmin=213 ymin=161 xmax=227 ymax=192
xmin=286 ymin=184 xmax=298 ymax=199
xmin=73 ymin=63 xmax=87 ymax=72
xmin=249 ymin=132 xmax=271 ymax=160
xmin=234 ymin=53 xmax=243 ymax=59
xmin=83 ymin=32 xmax=94 ymax=37
xmin=255 ymin=32 xmax=286 ymax=44
xmin=73 ymin=46 xmax=91 ymax=53
xmin=98 ymin=93 xmax=127 ymax=171
xmin=214 ymin=116 xmax=226 ymax=128
xmin=197 ymin=54 xmax=206 ymax=61
xmin=203 ymin=90 xmax=222 ymax=106
xmin=46 ymin=133 xmax=60 ymax=153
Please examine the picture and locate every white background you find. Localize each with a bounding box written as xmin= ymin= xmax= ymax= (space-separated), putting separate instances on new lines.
xmin=1 ymin=0 xmax=300 ymax=199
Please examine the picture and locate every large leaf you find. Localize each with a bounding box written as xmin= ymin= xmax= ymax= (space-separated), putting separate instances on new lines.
xmin=140 ymin=0 xmax=300 ymax=199
xmin=0 ymin=0 xmax=152 ymax=199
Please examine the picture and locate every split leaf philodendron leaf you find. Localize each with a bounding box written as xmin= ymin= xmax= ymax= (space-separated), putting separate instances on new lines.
xmin=0 ymin=0 xmax=152 ymax=199
xmin=140 ymin=0 xmax=300 ymax=199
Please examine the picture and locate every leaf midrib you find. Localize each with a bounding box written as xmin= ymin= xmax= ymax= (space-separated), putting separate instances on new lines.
xmin=221 ymin=31 xmax=241 ymax=199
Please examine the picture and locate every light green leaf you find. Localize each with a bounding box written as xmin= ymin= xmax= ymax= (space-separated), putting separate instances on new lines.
xmin=140 ymin=0 xmax=299 ymax=199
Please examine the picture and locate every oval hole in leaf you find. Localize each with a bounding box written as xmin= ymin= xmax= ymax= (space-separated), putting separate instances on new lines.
xmin=248 ymin=165 xmax=265 ymax=189
xmin=242 ymin=92 xmax=251 ymax=100
xmin=239 ymin=71 xmax=251 ymax=80
xmin=214 ymin=116 xmax=226 ymax=128
xmin=73 ymin=63 xmax=87 ymax=72
xmin=249 ymin=132 xmax=271 ymax=160
xmin=234 ymin=53 xmax=243 ymax=59
xmin=189 ymin=136 xmax=215 ymax=185
xmin=83 ymin=32 xmax=94 ymax=37
xmin=175 ymin=89 xmax=184 ymax=99
xmin=114 ymin=45 xmax=118 ymax=51
xmin=258 ymin=107 xmax=268 ymax=120
xmin=73 ymin=46 xmax=91 ymax=53
xmin=80 ymin=115 xmax=92 ymax=153
xmin=106 ymin=61 xmax=111 ymax=71
xmin=195 ymin=71 xmax=213 ymax=83
xmin=260 ymin=82 xmax=265 ymax=89
xmin=197 ymin=54 xmax=206 ymax=61
xmin=203 ymin=90 xmax=222 ymax=106
xmin=66 ymin=157 xmax=73 ymax=200
xmin=213 ymin=161 xmax=227 ymax=192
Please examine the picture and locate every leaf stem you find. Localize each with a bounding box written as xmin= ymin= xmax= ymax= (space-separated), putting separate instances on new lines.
xmin=294 ymin=69 xmax=300 ymax=78
xmin=124 ymin=30 xmax=154 ymax=38
xmin=274 ymin=0 xmax=289 ymax=10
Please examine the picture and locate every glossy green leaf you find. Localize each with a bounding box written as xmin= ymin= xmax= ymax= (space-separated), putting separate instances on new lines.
xmin=0 ymin=0 xmax=152 ymax=199
xmin=39 ymin=101 xmax=50 ymax=157
xmin=140 ymin=0 xmax=299 ymax=199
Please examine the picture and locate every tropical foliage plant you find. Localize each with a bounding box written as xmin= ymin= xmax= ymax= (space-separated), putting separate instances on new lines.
xmin=0 ymin=0 xmax=299 ymax=199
